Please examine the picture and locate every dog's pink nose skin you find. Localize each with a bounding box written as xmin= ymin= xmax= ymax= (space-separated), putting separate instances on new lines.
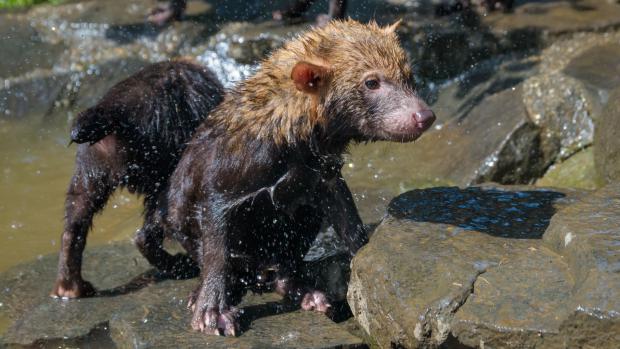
xmin=414 ymin=109 xmax=436 ymax=130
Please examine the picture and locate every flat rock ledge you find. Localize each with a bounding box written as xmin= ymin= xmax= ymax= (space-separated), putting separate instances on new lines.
xmin=348 ymin=184 xmax=620 ymax=348
xmin=0 ymin=243 xmax=364 ymax=349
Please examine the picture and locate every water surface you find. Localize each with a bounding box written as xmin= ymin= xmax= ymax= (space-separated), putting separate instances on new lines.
xmin=0 ymin=116 xmax=143 ymax=273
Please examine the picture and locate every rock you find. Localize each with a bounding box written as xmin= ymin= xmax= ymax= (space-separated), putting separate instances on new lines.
xmin=0 ymin=58 xmax=149 ymax=121
xmin=56 ymin=57 xmax=151 ymax=113
xmin=536 ymin=147 xmax=598 ymax=190
xmin=523 ymin=34 xmax=620 ymax=161
xmin=543 ymin=183 xmax=620 ymax=317
xmin=210 ymin=21 xmax=300 ymax=65
xmin=398 ymin=0 xmax=620 ymax=83
xmin=186 ymin=20 xmax=308 ymax=87
xmin=594 ymin=87 xmax=620 ymax=185
xmin=0 ymin=16 xmax=66 ymax=79
xmin=400 ymin=17 xmax=501 ymax=82
xmin=0 ymin=243 xmax=364 ymax=348
xmin=0 ymin=70 xmax=71 ymax=119
xmin=483 ymin=0 xmax=620 ymax=40
xmin=348 ymin=184 xmax=620 ymax=348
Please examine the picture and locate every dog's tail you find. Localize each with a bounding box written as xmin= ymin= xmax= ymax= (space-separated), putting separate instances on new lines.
xmin=70 ymin=106 xmax=115 ymax=144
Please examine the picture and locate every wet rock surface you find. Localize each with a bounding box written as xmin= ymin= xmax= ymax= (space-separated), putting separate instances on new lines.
xmin=347 ymin=184 xmax=620 ymax=348
xmin=523 ymin=32 xmax=620 ymax=162
xmin=536 ymin=147 xmax=597 ymax=190
xmin=0 ymin=243 xmax=363 ymax=348
xmin=484 ymin=0 xmax=620 ymax=37
xmin=594 ymin=87 xmax=620 ymax=185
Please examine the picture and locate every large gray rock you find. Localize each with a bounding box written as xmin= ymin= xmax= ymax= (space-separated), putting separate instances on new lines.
xmin=348 ymin=184 xmax=620 ymax=348
xmin=0 ymin=58 xmax=149 ymax=120
xmin=0 ymin=16 xmax=66 ymax=80
xmin=0 ymin=69 xmax=71 ymax=119
xmin=523 ymin=33 xmax=620 ymax=162
xmin=542 ymin=183 xmax=620 ymax=318
xmin=398 ymin=0 xmax=620 ymax=83
xmin=0 ymin=243 xmax=364 ymax=348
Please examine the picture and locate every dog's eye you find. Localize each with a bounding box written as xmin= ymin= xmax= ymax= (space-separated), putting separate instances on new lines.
xmin=364 ymin=79 xmax=380 ymax=90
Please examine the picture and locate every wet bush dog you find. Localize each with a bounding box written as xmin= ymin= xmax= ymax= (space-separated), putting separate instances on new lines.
xmin=164 ymin=19 xmax=435 ymax=335
xmin=51 ymin=19 xmax=435 ymax=337
xmin=51 ymin=60 xmax=224 ymax=298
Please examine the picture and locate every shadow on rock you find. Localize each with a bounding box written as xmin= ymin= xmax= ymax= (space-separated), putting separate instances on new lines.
xmin=95 ymin=265 xmax=199 ymax=297
xmin=387 ymin=186 xmax=566 ymax=239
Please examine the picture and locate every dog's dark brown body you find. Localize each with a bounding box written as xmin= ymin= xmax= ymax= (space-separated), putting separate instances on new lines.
xmin=52 ymin=60 xmax=224 ymax=298
xmin=164 ymin=20 xmax=436 ymax=335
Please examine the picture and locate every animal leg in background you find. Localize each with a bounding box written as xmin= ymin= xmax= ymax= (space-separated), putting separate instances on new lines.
xmin=134 ymin=200 xmax=199 ymax=279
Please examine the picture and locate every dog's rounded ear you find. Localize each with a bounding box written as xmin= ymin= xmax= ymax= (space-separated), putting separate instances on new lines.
xmin=291 ymin=61 xmax=332 ymax=94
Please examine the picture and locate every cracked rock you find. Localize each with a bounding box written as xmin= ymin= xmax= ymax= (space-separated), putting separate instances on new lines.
xmin=348 ymin=184 xmax=620 ymax=348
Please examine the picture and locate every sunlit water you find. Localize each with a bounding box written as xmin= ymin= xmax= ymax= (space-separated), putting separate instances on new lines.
xmin=0 ymin=117 xmax=143 ymax=274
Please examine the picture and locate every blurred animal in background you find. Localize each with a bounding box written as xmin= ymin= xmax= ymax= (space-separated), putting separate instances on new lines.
xmin=148 ymin=0 xmax=186 ymax=25
xmin=434 ymin=0 xmax=514 ymax=16
xmin=148 ymin=0 xmax=347 ymax=26
xmin=51 ymin=60 xmax=224 ymax=299
xmin=272 ymin=0 xmax=347 ymax=26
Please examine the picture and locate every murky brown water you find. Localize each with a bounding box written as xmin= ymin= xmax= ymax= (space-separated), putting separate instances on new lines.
xmin=0 ymin=117 xmax=143 ymax=274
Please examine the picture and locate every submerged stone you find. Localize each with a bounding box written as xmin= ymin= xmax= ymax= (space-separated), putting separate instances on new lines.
xmin=348 ymin=185 xmax=620 ymax=348
xmin=0 ymin=243 xmax=364 ymax=348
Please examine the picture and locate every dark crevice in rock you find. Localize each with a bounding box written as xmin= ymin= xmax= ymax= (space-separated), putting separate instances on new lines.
xmin=440 ymin=334 xmax=476 ymax=349
xmin=414 ymin=268 xmax=487 ymax=347
xmin=478 ymin=122 xmax=549 ymax=185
